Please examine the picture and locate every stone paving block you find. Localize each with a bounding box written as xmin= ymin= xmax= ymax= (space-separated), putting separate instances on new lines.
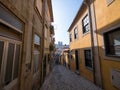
xmin=41 ymin=65 xmax=102 ymax=90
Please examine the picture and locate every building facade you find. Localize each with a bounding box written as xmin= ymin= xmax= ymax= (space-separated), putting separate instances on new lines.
xmin=68 ymin=0 xmax=94 ymax=82
xmin=59 ymin=48 xmax=70 ymax=69
xmin=93 ymin=0 xmax=120 ymax=90
xmin=68 ymin=0 xmax=120 ymax=90
xmin=0 ymin=0 xmax=54 ymax=90
xmin=41 ymin=0 xmax=54 ymax=83
xmin=55 ymin=41 xmax=63 ymax=49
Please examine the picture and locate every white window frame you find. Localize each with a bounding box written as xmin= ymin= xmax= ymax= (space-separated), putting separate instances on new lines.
xmin=69 ymin=33 xmax=72 ymax=42
xmin=74 ymin=27 xmax=78 ymax=39
xmin=82 ymin=14 xmax=90 ymax=34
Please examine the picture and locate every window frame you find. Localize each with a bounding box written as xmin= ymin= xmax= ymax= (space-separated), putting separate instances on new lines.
xmin=84 ymin=49 xmax=93 ymax=70
xmin=69 ymin=33 xmax=72 ymax=42
xmin=34 ymin=34 xmax=41 ymax=45
xmin=0 ymin=36 xmax=21 ymax=88
xmin=82 ymin=14 xmax=90 ymax=34
xmin=0 ymin=4 xmax=23 ymax=89
xmin=104 ymin=28 xmax=120 ymax=57
xmin=74 ymin=27 xmax=78 ymax=39
xmin=33 ymin=33 xmax=41 ymax=74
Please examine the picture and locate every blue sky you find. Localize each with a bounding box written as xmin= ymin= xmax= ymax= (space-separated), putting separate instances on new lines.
xmin=52 ymin=0 xmax=82 ymax=45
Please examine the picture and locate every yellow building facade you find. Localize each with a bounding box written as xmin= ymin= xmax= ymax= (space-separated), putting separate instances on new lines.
xmin=68 ymin=2 xmax=94 ymax=82
xmin=68 ymin=0 xmax=120 ymax=90
xmin=60 ymin=49 xmax=70 ymax=68
xmin=93 ymin=0 xmax=120 ymax=90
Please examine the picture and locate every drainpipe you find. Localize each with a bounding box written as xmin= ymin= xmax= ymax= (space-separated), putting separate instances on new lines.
xmin=88 ymin=2 xmax=96 ymax=85
xmin=83 ymin=0 xmax=96 ymax=84
xmin=83 ymin=0 xmax=102 ymax=87
xmin=91 ymin=0 xmax=102 ymax=87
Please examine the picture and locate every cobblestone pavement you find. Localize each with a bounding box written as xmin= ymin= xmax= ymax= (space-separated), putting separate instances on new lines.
xmin=41 ymin=65 xmax=102 ymax=90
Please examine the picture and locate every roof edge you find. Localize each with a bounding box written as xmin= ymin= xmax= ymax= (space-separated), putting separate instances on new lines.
xmin=67 ymin=0 xmax=86 ymax=32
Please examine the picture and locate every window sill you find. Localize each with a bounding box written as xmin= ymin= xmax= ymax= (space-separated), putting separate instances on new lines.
xmin=104 ymin=55 xmax=120 ymax=61
xmin=102 ymin=49 xmax=120 ymax=61
xmin=85 ymin=66 xmax=93 ymax=71
xmin=106 ymin=54 xmax=120 ymax=58
xmin=82 ymin=31 xmax=90 ymax=37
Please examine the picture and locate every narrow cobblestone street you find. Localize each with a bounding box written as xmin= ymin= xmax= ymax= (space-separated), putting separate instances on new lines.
xmin=41 ymin=65 xmax=102 ymax=90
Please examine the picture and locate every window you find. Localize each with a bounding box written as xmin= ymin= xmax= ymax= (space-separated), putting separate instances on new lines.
xmin=84 ymin=50 xmax=93 ymax=69
xmin=82 ymin=15 xmax=90 ymax=34
xmin=106 ymin=0 xmax=114 ymax=6
xmin=104 ymin=28 xmax=120 ymax=57
xmin=34 ymin=34 xmax=40 ymax=45
xmin=0 ymin=4 xmax=24 ymax=31
xmin=13 ymin=45 xmax=20 ymax=79
xmin=4 ymin=43 xmax=21 ymax=85
xmin=33 ymin=34 xmax=41 ymax=74
xmin=0 ymin=39 xmax=21 ymax=86
xmin=0 ymin=4 xmax=22 ymax=88
xmin=5 ymin=43 xmax=15 ymax=85
xmin=69 ymin=33 xmax=72 ymax=42
xmin=33 ymin=50 xmax=40 ymax=73
xmin=74 ymin=27 xmax=78 ymax=39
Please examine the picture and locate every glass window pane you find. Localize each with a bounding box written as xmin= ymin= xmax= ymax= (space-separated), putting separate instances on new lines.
xmin=86 ymin=16 xmax=89 ymax=23
xmin=13 ymin=45 xmax=20 ymax=79
xmin=33 ymin=48 xmax=40 ymax=73
xmin=70 ymin=34 xmax=72 ymax=42
xmin=105 ymin=29 xmax=120 ymax=56
xmin=75 ymin=28 xmax=77 ymax=33
xmin=34 ymin=34 xmax=40 ymax=45
xmin=74 ymin=28 xmax=78 ymax=39
xmin=33 ymin=51 xmax=40 ymax=74
xmin=82 ymin=15 xmax=89 ymax=34
xmin=5 ymin=43 xmax=15 ymax=85
xmin=85 ymin=25 xmax=89 ymax=32
xmin=0 ymin=41 xmax=4 ymax=71
xmin=83 ymin=20 xmax=86 ymax=26
xmin=114 ymin=37 xmax=120 ymax=56
xmin=113 ymin=31 xmax=120 ymax=56
xmin=84 ymin=50 xmax=92 ymax=68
